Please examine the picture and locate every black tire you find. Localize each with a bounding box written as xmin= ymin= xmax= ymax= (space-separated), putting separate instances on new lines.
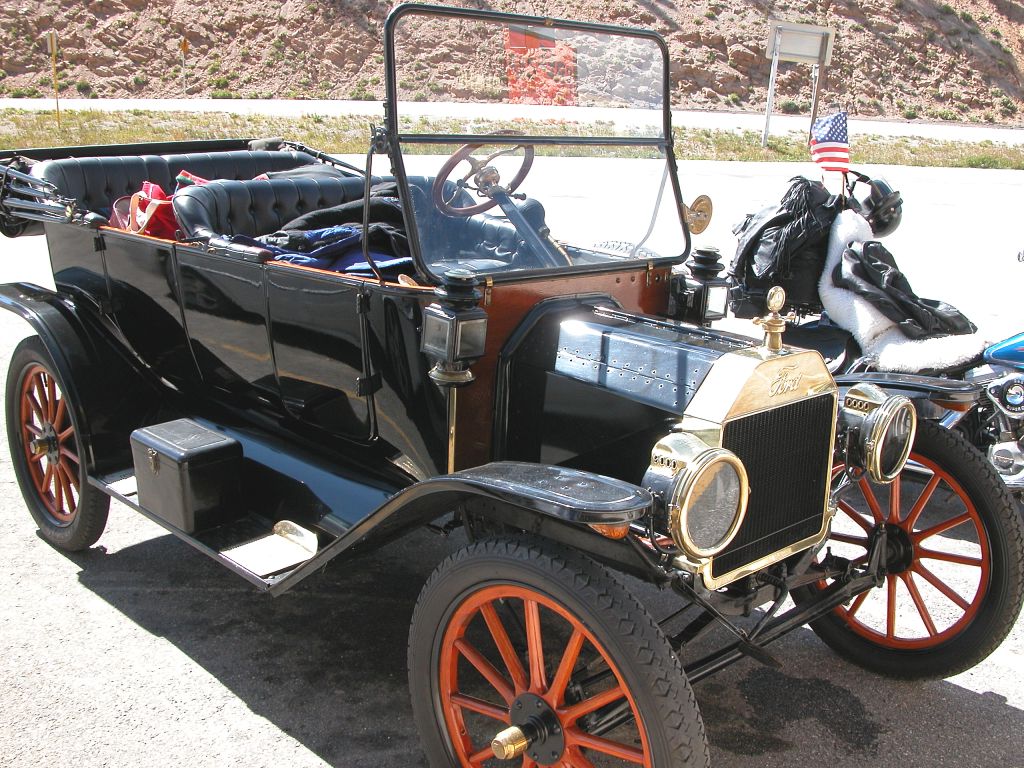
xmin=409 ymin=536 xmax=708 ymax=767
xmin=6 ymin=336 xmax=109 ymax=551
xmin=794 ymin=419 xmax=1024 ymax=679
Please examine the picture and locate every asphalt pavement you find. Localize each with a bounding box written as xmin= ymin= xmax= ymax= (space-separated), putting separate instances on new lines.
xmin=0 ymin=159 xmax=1022 ymax=767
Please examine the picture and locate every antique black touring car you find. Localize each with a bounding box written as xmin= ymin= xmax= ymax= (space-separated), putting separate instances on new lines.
xmin=1 ymin=5 xmax=1021 ymax=767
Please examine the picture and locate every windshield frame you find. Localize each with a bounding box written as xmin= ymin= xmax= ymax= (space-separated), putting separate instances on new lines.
xmin=382 ymin=2 xmax=691 ymax=283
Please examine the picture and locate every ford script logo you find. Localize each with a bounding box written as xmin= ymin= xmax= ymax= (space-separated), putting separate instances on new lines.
xmin=769 ymin=365 xmax=803 ymax=397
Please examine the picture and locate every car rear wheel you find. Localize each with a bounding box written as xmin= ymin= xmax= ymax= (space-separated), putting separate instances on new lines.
xmin=408 ymin=536 xmax=709 ymax=767
xmin=794 ymin=419 xmax=1024 ymax=679
xmin=6 ymin=336 xmax=109 ymax=551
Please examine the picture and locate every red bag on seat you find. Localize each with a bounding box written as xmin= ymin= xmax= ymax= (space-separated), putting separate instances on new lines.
xmin=127 ymin=182 xmax=178 ymax=239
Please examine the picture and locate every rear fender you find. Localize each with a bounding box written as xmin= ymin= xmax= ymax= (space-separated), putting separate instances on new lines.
xmin=271 ymin=462 xmax=658 ymax=595
xmin=0 ymin=282 xmax=170 ymax=474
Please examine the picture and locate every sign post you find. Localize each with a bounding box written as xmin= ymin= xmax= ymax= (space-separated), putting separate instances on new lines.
xmin=761 ymin=20 xmax=835 ymax=147
xmin=44 ymin=30 xmax=60 ymax=129
xmin=179 ymin=38 xmax=189 ymax=96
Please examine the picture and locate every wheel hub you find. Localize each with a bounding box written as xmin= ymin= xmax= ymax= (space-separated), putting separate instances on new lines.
xmin=880 ymin=522 xmax=914 ymax=573
xmin=492 ymin=692 xmax=565 ymax=765
xmin=31 ymin=423 xmax=59 ymax=461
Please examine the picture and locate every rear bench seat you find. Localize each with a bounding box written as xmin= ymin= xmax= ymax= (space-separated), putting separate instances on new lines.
xmin=31 ymin=149 xmax=317 ymax=216
xmin=172 ymin=177 xmax=372 ymax=240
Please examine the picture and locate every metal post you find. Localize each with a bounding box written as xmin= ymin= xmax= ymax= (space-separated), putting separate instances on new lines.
xmin=808 ymin=34 xmax=828 ymax=141
xmin=46 ymin=31 xmax=60 ymax=129
xmin=761 ymin=29 xmax=782 ymax=148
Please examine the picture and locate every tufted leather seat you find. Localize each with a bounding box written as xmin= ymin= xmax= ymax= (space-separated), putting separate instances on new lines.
xmin=173 ymin=176 xmax=372 ymax=239
xmin=31 ymin=150 xmax=316 ymax=214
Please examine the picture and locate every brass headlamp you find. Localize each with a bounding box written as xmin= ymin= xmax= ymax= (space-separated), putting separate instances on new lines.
xmin=839 ymin=383 xmax=917 ymax=483
xmin=642 ymin=431 xmax=749 ymax=560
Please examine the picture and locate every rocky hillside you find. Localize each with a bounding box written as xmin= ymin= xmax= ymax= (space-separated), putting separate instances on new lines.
xmin=0 ymin=0 xmax=1021 ymax=125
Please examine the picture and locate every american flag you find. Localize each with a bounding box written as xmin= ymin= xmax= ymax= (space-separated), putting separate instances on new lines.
xmin=810 ymin=112 xmax=850 ymax=173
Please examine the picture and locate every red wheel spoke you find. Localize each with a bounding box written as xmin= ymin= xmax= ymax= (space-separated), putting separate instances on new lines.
xmin=26 ymin=390 xmax=45 ymax=422
xmin=900 ymin=573 xmax=937 ymax=636
xmin=567 ymin=727 xmax=645 ymax=764
xmin=41 ymin=463 xmax=54 ymax=494
xmin=57 ymin=466 xmax=77 ymax=513
xmin=54 ymin=465 xmax=64 ymax=512
xmin=480 ymin=602 xmax=528 ymax=692
xmin=903 ymin=473 xmax=941 ymax=531
xmin=562 ymin=684 xmax=626 ymax=725
xmin=58 ymin=426 xmax=75 ymax=444
xmin=831 ymin=532 xmax=869 ymax=547
xmin=24 ymin=422 xmax=42 ymax=437
xmin=887 ymin=474 xmax=901 ymax=523
xmin=858 ymin=476 xmax=885 ymax=524
xmin=913 ymin=562 xmax=971 ymax=611
xmin=468 ymin=744 xmax=494 ymax=766
xmin=524 ymin=599 xmax=548 ymax=692
xmin=59 ymin=458 xmax=80 ymax=490
xmin=449 ymin=692 xmax=509 ymax=724
xmin=549 ymin=628 xmax=585 ymax=707
xmin=914 ymin=513 xmax=972 ymax=542
xmin=918 ymin=548 xmax=983 ymax=567
xmin=454 ymin=638 xmax=515 ymax=704
xmin=885 ymin=575 xmax=897 ymax=639
xmin=846 ymin=590 xmax=870 ymax=619
xmin=53 ymin=396 xmax=66 ymax=431
xmin=29 ymin=452 xmax=45 ymax=464
xmin=837 ymin=500 xmax=873 ymax=533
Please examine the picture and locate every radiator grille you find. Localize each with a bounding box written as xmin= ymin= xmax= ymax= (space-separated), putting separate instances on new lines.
xmin=712 ymin=393 xmax=835 ymax=579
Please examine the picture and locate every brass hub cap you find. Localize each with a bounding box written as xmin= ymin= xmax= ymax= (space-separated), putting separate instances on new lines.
xmin=492 ymin=692 xmax=565 ymax=765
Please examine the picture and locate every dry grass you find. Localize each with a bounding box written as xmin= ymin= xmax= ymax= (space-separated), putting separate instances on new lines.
xmin=2 ymin=108 xmax=1022 ymax=170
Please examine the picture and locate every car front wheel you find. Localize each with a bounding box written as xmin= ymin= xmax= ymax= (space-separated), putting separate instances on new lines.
xmin=408 ymin=536 xmax=709 ymax=767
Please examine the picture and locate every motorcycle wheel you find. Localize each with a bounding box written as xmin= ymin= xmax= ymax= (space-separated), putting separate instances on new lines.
xmin=793 ymin=419 xmax=1024 ymax=679
xmin=408 ymin=536 xmax=709 ymax=767
xmin=6 ymin=336 xmax=109 ymax=551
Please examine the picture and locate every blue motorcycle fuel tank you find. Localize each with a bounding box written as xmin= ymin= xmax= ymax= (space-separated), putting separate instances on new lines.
xmin=985 ymin=332 xmax=1024 ymax=368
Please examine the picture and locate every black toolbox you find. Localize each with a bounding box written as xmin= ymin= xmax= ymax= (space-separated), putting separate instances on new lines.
xmin=130 ymin=419 xmax=242 ymax=534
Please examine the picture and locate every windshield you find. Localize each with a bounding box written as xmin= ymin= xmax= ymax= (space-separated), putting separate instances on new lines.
xmin=385 ymin=6 xmax=687 ymax=280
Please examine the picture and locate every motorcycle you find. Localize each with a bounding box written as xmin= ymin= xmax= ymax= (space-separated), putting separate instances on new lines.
xmin=726 ymin=170 xmax=1024 ymax=494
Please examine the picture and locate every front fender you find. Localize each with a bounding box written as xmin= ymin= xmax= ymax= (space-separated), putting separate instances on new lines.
xmin=269 ymin=462 xmax=654 ymax=595
xmin=834 ymin=371 xmax=982 ymax=419
xmin=0 ymin=282 xmax=169 ymax=473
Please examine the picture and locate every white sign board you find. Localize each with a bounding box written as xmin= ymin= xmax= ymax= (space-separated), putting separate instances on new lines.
xmin=765 ymin=20 xmax=834 ymax=66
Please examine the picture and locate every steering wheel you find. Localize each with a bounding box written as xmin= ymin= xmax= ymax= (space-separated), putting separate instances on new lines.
xmin=431 ymin=138 xmax=535 ymax=217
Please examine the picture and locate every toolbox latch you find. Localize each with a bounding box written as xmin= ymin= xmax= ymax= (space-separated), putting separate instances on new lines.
xmin=147 ymin=447 xmax=160 ymax=475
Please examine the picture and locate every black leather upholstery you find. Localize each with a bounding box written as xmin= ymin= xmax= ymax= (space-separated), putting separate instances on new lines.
xmin=32 ymin=150 xmax=315 ymax=213
xmin=173 ymin=177 xmax=370 ymax=239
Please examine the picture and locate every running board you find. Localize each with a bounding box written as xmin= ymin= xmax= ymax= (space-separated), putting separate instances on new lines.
xmin=91 ymin=470 xmax=325 ymax=593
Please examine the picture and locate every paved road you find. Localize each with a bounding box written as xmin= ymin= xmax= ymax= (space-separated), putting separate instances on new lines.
xmin=0 ymin=160 xmax=1022 ymax=767
xmin=3 ymin=98 xmax=1022 ymax=145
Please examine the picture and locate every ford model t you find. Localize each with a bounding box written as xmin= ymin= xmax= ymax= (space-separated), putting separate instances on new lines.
xmin=1 ymin=5 xmax=1021 ymax=766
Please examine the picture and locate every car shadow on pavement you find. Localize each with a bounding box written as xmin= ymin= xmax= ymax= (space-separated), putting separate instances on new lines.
xmin=65 ymin=528 xmax=1024 ymax=768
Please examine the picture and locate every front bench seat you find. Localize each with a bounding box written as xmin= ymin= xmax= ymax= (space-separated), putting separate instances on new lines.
xmin=172 ymin=177 xmax=374 ymax=240
xmin=31 ymin=150 xmax=316 ymax=215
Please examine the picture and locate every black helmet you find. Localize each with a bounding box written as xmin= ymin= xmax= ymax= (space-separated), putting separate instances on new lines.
xmin=859 ymin=178 xmax=903 ymax=238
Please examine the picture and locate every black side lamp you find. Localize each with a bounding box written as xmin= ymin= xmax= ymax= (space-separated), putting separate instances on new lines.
xmin=669 ymin=247 xmax=729 ymax=326
xmin=421 ymin=268 xmax=488 ymax=387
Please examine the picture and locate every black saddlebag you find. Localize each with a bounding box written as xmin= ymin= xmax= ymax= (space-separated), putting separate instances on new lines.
xmin=728 ymin=177 xmax=841 ymax=317
xmin=130 ymin=419 xmax=242 ymax=534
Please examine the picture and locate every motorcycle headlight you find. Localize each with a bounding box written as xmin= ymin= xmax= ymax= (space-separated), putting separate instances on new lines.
xmin=643 ymin=432 xmax=749 ymax=559
xmin=840 ymin=384 xmax=917 ymax=483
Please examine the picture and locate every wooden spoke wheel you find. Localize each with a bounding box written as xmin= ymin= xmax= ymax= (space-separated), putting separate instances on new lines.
xmin=6 ymin=336 xmax=108 ymax=551
xmin=409 ymin=538 xmax=708 ymax=767
xmin=794 ymin=419 xmax=1024 ymax=679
